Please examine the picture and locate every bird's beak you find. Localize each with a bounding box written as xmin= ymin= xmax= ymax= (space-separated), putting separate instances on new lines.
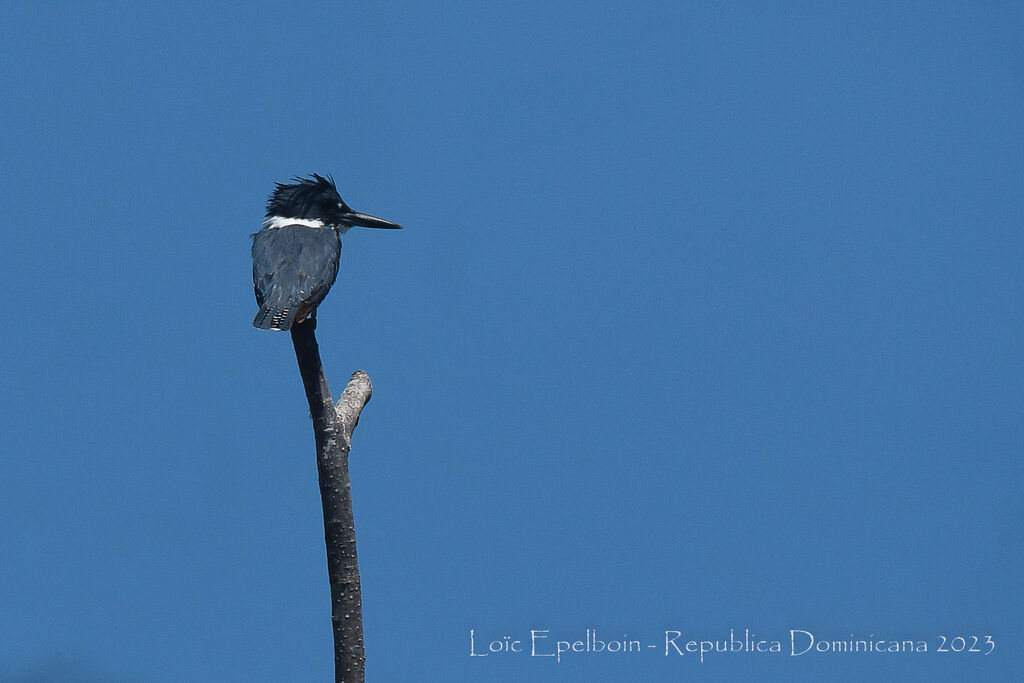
xmin=343 ymin=210 xmax=403 ymax=230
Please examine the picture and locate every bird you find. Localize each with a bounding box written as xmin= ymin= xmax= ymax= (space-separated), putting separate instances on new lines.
xmin=252 ymin=174 xmax=402 ymax=331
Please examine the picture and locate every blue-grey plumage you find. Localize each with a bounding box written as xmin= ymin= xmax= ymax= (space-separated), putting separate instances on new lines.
xmin=252 ymin=224 xmax=341 ymax=330
xmin=252 ymin=175 xmax=402 ymax=331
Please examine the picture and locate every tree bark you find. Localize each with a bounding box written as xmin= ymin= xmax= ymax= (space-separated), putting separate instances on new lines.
xmin=290 ymin=318 xmax=372 ymax=683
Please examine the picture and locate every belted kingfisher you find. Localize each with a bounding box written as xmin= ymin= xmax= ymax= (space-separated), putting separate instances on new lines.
xmin=252 ymin=174 xmax=402 ymax=330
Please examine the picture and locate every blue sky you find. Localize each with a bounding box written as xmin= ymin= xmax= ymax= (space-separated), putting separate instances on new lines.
xmin=1 ymin=2 xmax=1021 ymax=681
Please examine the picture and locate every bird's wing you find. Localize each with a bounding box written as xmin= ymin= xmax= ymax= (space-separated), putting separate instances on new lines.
xmin=252 ymin=225 xmax=341 ymax=314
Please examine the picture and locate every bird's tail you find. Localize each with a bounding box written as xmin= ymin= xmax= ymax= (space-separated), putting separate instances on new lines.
xmin=253 ymin=303 xmax=299 ymax=331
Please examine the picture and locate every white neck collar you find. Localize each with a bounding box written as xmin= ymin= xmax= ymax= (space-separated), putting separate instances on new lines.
xmin=263 ymin=215 xmax=326 ymax=230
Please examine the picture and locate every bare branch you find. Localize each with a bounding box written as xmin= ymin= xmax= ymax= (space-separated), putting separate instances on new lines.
xmin=289 ymin=317 xmax=337 ymax=430
xmin=290 ymin=318 xmax=367 ymax=683
xmin=337 ymin=371 xmax=372 ymax=443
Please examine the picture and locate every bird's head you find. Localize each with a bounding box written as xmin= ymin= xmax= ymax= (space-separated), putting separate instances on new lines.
xmin=265 ymin=173 xmax=402 ymax=233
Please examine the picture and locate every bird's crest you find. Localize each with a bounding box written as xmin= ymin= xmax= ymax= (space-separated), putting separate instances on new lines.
xmin=266 ymin=173 xmax=341 ymax=218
